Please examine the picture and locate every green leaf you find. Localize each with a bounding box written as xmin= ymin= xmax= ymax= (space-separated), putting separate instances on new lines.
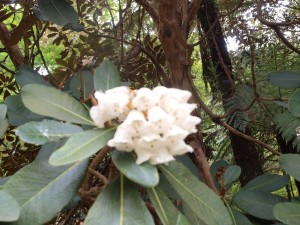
xmin=148 ymin=186 xmax=191 ymax=225
xmin=183 ymin=204 xmax=206 ymax=225
xmin=37 ymin=0 xmax=82 ymax=29
xmin=85 ymin=175 xmax=154 ymax=225
xmin=70 ymin=71 xmax=94 ymax=100
xmin=159 ymin=174 xmax=180 ymax=200
xmin=280 ymin=154 xmax=300 ymax=182
xmin=159 ymin=161 xmax=232 ymax=225
xmin=273 ymin=202 xmax=300 ymax=225
xmin=0 ymin=177 xmax=10 ymax=186
xmin=267 ymin=71 xmax=300 ymax=88
xmin=233 ymin=190 xmax=286 ymax=220
xmin=0 ymin=190 xmax=20 ymax=222
xmin=15 ymin=65 xmax=51 ymax=87
xmin=21 ymin=84 xmax=94 ymax=126
xmin=289 ymin=91 xmax=300 ymax=118
xmin=5 ymin=95 xmax=45 ymax=126
xmin=94 ymin=60 xmax=121 ymax=92
xmin=49 ymin=128 xmax=115 ymax=166
xmin=3 ymin=158 xmax=88 ymax=225
xmin=15 ymin=119 xmax=83 ymax=145
xmin=0 ymin=119 xmax=8 ymax=137
xmin=223 ymin=165 xmax=241 ymax=186
xmin=35 ymin=142 xmax=60 ymax=162
xmin=111 ymin=150 xmax=159 ymax=188
xmin=0 ymin=104 xmax=7 ymax=120
xmin=176 ymin=155 xmax=200 ymax=179
xmin=231 ymin=209 xmax=253 ymax=225
xmin=243 ymin=174 xmax=290 ymax=192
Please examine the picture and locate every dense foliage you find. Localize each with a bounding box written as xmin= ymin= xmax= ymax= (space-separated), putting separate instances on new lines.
xmin=0 ymin=0 xmax=300 ymax=224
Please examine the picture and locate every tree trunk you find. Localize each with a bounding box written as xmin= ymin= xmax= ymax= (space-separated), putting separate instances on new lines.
xmin=198 ymin=0 xmax=264 ymax=186
xmin=155 ymin=0 xmax=219 ymax=192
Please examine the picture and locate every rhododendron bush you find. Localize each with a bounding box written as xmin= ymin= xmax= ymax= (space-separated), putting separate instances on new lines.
xmin=0 ymin=60 xmax=233 ymax=225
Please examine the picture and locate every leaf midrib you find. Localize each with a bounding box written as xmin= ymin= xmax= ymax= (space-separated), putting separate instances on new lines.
xmin=21 ymin=161 xmax=81 ymax=209
xmin=52 ymin=128 xmax=114 ymax=164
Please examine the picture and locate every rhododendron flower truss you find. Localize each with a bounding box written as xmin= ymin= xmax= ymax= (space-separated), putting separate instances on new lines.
xmin=90 ymin=86 xmax=201 ymax=165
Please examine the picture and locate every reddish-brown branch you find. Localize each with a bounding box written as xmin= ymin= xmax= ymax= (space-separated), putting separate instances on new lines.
xmin=256 ymin=0 xmax=300 ymax=55
xmin=193 ymin=90 xmax=281 ymax=156
xmin=88 ymin=168 xmax=109 ymax=186
xmin=0 ymin=22 xmax=24 ymax=69
xmin=193 ymin=146 xmax=220 ymax=195
xmin=256 ymin=0 xmax=300 ymax=27
xmin=135 ymin=0 xmax=159 ymax=23
xmin=220 ymin=121 xmax=281 ymax=156
xmin=82 ymin=145 xmax=110 ymax=191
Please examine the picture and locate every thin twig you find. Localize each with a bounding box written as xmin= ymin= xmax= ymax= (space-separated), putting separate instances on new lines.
xmin=82 ymin=145 xmax=110 ymax=191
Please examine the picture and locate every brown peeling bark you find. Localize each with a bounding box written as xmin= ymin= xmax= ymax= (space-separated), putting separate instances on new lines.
xmin=157 ymin=1 xmax=199 ymax=90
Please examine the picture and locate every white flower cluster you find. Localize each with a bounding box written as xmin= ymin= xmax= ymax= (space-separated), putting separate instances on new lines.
xmin=90 ymin=86 xmax=201 ymax=165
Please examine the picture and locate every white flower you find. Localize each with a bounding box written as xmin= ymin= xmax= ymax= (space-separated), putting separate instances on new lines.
xmin=153 ymin=86 xmax=191 ymax=103
xmin=134 ymin=135 xmax=174 ymax=164
xmin=107 ymin=124 xmax=134 ymax=152
xmin=91 ymin=85 xmax=201 ymax=165
xmin=147 ymin=107 xmax=174 ymax=136
xmin=90 ymin=87 xmax=130 ymax=127
xmin=132 ymin=87 xmax=159 ymax=111
xmin=107 ymin=110 xmax=147 ymax=151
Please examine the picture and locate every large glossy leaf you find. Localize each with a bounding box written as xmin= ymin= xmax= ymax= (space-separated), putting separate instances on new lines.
xmin=233 ymin=190 xmax=286 ymax=220
xmin=0 ymin=190 xmax=20 ymax=222
xmin=3 ymin=159 xmax=88 ymax=225
xmin=176 ymin=155 xmax=199 ymax=178
xmin=273 ymin=202 xmax=300 ymax=225
xmin=243 ymin=174 xmax=290 ymax=192
xmin=223 ymin=165 xmax=241 ymax=187
xmin=111 ymin=150 xmax=159 ymax=187
xmin=35 ymin=142 xmax=60 ymax=162
xmin=5 ymin=95 xmax=45 ymax=126
xmin=148 ymin=186 xmax=190 ymax=225
xmin=0 ymin=104 xmax=7 ymax=136
xmin=70 ymin=71 xmax=94 ymax=100
xmin=21 ymin=84 xmax=94 ymax=126
xmin=15 ymin=65 xmax=51 ymax=87
xmin=279 ymin=154 xmax=300 ymax=182
xmin=231 ymin=209 xmax=253 ymax=225
xmin=288 ymin=91 xmax=300 ymax=118
xmin=0 ymin=177 xmax=10 ymax=186
xmin=49 ymin=128 xmax=115 ymax=166
xmin=159 ymin=174 xmax=180 ymax=200
xmin=16 ymin=119 xmax=83 ymax=145
xmin=267 ymin=71 xmax=300 ymax=88
xmin=85 ymin=175 xmax=154 ymax=225
xmin=0 ymin=119 xmax=8 ymax=137
xmin=94 ymin=60 xmax=121 ymax=92
xmin=183 ymin=204 xmax=206 ymax=225
xmin=0 ymin=104 xmax=7 ymax=120
xmin=159 ymin=161 xmax=232 ymax=225
xmin=37 ymin=0 xmax=82 ymax=29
